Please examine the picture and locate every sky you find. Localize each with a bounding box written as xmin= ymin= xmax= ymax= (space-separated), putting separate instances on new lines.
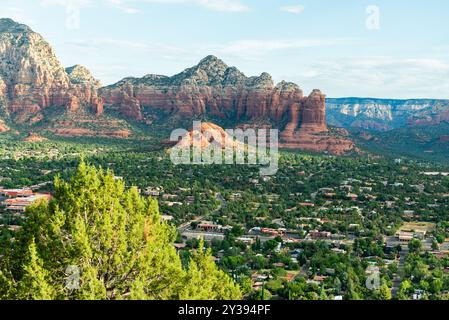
xmin=1 ymin=0 xmax=449 ymax=99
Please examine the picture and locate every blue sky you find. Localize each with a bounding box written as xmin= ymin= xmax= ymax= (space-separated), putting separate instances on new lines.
xmin=1 ymin=0 xmax=449 ymax=98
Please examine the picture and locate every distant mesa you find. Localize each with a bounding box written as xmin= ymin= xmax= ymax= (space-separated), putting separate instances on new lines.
xmin=100 ymin=54 xmax=304 ymax=122
xmin=327 ymin=97 xmax=449 ymax=131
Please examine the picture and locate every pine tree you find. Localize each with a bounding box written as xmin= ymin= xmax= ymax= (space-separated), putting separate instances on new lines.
xmin=376 ymin=284 xmax=392 ymax=300
xmin=181 ymin=240 xmax=242 ymax=300
xmin=18 ymin=239 xmax=55 ymax=300
xmin=398 ymin=280 xmax=412 ymax=300
xmin=319 ymin=285 xmax=328 ymax=300
xmin=0 ymin=269 xmax=14 ymax=299
xmin=0 ymin=161 xmax=241 ymax=300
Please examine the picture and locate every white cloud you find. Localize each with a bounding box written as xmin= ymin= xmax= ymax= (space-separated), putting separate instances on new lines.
xmin=203 ymin=38 xmax=353 ymax=60
xmin=40 ymin=0 xmax=91 ymax=7
xmin=66 ymin=37 xmax=188 ymax=53
xmin=222 ymin=38 xmax=348 ymax=53
xmin=40 ymin=0 xmax=248 ymax=14
xmin=105 ymin=0 xmax=140 ymax=14
xmin=137 ymin=0 xmax=249 ymax=12
xmin=298 ymin=56 xmax=449 ymax=98
xmin=280 ymin=4 xmax=304 ymax=14
xmin=0 ymin=6 xmax=36 ymax=25
xmin=67 ymin=37 xmax=348 ymax=60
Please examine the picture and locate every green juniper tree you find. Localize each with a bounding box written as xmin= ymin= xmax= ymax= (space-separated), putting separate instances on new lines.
xmin=0 ymin=161 xmax=241 ymax=300
xmin=180 ymin=239 xmax=241 ymax=300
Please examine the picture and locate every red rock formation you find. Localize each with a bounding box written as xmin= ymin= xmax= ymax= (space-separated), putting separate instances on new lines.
xmin=66 ymin=95 xmax=81 ymax=113
xmin=101 ymin=56 xmax=355 ymax=155
xmin=174 ymin=122 xmax=247 ymax=151
xmin=280 ymin=90 xmax=355 ymax=154
xmin=0 ymin=20 xmax=354 ymax=152
xmin=0 ymin=19 xmax=104 ymax=123
xmin=91 ymin=97 xmax=104 ymax=116
xmin=23 ymin=132 xmax=47 ymax=142
xmin=100 ymin=57 xmax=304 ymax=122
xmin=280 ymin=90 xmax=328 ymax=142
xmin=299 ymin=89 xmax=328 ymax=134
xmin=118 ymin=93 xmax=143 ymax=120
xmin=280 ymin=134 xmax=355 ymax=155
xmin=0 ymin=120 xmax=9 ymax=132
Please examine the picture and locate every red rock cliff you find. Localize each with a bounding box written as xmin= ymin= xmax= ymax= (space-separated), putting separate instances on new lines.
xmin=0 ymin=19 xmax=103 ymax=123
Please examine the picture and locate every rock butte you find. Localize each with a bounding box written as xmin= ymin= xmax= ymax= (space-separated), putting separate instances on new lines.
xmin=0 ymin=120 xmax=9 ymax=132
xmin=173 ymin=122 xmax=248 ymax=151
xmin=0 ymin=18 xmax=354 ymax=155
xmin=23 ymin=132 xmax=47 ymax=142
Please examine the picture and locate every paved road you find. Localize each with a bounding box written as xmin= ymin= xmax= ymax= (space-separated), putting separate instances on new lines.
xmin=391 ymin=246 xmax=409 ymax=298
xmin=177 ymin=215 xmax=204 ymax=232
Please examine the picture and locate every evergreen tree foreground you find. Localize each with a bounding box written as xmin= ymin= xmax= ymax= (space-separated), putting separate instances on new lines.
xmin=0 ymin=161 xmax=241 ymax=300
